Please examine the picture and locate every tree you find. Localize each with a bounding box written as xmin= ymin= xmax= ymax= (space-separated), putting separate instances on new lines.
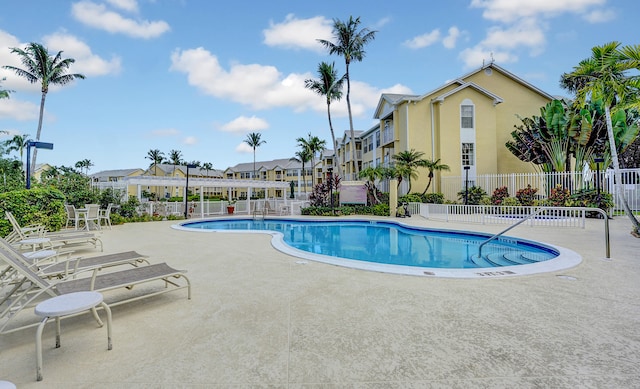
xmin=74 ymin=159 xmax=93 ymax=175
xmin=392 ymin=149 xmax=428 ymax=193
xmin=3 ymin=133 xmax=30 ymax=168
xmin=3 ymin=42 xmax=85 ymax=174
xmin=244 ymin=132 xmax=266 ymax=180
xmin=296 ymin=133 xmax=326 ymax=180
xmin=560 ymin=42 xmax=640 ymax=231
xmin=168 ymin=149 xmax=183 ymax=175
xmin=358 ymin=165 xmax=385 ymax=204
xmin=0 ymin=77 xmax=13 ymax=100
xmin=146 ymin=149 xmax=165 ymax=176
xmin=421 ymin=159 xmax=450 ymax=195
xmin=318 ymin=16 xmax=377 ymax=177
xmin=201 ymin=162 xmax=213 ymax=177
xmin=305 ymin=62 xmax=345 ymax=177
xmin=291 ymin=148 xmax=312 ymax=194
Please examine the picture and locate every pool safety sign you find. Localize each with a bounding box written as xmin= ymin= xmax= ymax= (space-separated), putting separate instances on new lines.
xmin=339 ymin=181 xmax=367 ymax=205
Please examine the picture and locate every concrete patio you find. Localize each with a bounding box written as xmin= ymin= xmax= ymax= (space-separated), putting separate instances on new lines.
xmin=1 ymin=214 xmax=639 ymax=388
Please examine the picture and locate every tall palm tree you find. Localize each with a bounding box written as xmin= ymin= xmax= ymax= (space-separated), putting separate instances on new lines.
xmin=421 ymin=159 xmax=451 ymax=195
xmin=244 ymin=132 xmax=266 ymax=180
xmin=561 ymin=42 xmax=640 ymax=230
xmin=201 ymin=162 xmax=213 ymax=177
xmin=146 ymin=149 xmax=165 ymax=176
xmin=3 ymin=42 xmax=85 ymax=173
xmin=358 ymin=165 xmax=385 ymax=204
xmin=318 ymin=16 xmax=376 ymax=177
xmin=392 ymin=149 xmax=428 ymax=193
xmin=168 ymin=149 xmax=183 ymax=176
xmin=296 ymin=133 xmax=326 ymax=182
xmin=291 ymin=148 xmax=312 ymax=194
xmin=304 ymin=62 xmax=345 ymax=177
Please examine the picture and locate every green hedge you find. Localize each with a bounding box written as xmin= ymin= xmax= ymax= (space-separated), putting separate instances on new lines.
xmin=0 ymin=188 xmax=67 ymax=237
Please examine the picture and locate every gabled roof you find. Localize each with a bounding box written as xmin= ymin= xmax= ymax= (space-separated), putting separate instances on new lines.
xmin=225 ymin=158 xmax=302 ymax=173
xmin=373 ymin=62 xmax=554 ymax=119
xmin=432 ymin=81 xmax=503 ymax=105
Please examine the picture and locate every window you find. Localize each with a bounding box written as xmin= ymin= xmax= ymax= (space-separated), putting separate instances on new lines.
xmin=461 ymin=105 xmax=474 ymax=128
xmin=375 ymin=130 xmax=380 ymax=148
xmin=461 ymin=143 xmax=475 ymax=166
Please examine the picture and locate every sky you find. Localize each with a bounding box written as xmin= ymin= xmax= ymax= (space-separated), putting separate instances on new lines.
xmin=0 ymin=0 xmax=637 ymax=174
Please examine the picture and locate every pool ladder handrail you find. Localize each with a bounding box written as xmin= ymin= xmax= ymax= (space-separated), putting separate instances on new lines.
xmin=252 ymin=207 xmax=266 ymax=221
xmin=477 ymin=207 xmax=610 ymax=259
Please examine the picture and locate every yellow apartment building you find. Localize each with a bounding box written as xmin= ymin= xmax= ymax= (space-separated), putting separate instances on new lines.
xmin=356 ymin=62 xmax=554 ymax=195
xmin=224 ymin=158 xmax=314 ymax=199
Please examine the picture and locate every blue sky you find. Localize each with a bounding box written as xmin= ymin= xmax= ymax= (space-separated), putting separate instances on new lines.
xmin=0 ymin=0 xmax=636 ymax=173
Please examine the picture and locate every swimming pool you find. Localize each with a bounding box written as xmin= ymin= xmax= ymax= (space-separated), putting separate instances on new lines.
xmin=173 ymin=218 xmax=581 ymax=278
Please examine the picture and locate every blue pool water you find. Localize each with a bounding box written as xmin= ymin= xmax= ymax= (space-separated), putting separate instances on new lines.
xmin=179 ymin=218 xmax=559 ymax=270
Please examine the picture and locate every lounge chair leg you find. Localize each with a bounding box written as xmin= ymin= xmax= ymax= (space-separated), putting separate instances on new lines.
xmin=36 ymin=317 xmax=49 ymax=381
xmin=101 ymin=302 xmax=113 ymax=350
xmin=90 ymin=306 xmax=104 ymax=327
xmin=55 ymin=317 xmax=61 ymax=348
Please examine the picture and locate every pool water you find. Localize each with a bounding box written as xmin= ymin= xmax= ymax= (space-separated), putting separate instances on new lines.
xmin=179 ymin=219 xmax=559 ymax=269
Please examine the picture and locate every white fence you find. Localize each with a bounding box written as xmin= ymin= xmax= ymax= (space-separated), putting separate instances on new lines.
xmin=411 ymin=203 xmax=599 ymax=228
xmin=137 ymin=199 xmax=309 ymax=218
xmin=440 ymin=169 xmax=640 ymax=212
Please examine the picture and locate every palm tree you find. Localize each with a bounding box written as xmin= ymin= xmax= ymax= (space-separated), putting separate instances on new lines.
xmin=3 ymin=42 xmax=85 ymax=174
xmin=296 ymin=133 xmax=326 ymax=182
xmin=305 ymin=62 xmax=345 ymax=177
xmin=74 ymin=159 xmax=93 ymax=175
xmin=0 ymin=77 xmax=13 ymax=99
xmin=358 ymin=165 xmax=385 ymax=204
xmin=318 ymin=16 xmax=377 ymax=177
xmin=244 ymin=132 xmax=266 ymax=180
xmin=560 ymin=42 xmax=640 ymax=230
xmin=392 ymin=149 xmax=428 ymax=193
xmin=201 ymin=162 xmax=213 ymax=177
xmin=168 ymin=149 xmax=183 ymax=176
xmin=421 ymin=159 xmax=451 ymax=195
xmin=146 ymin=149 xmax=165 ymax=176
xmin=4 ymin=133 xmax=30 ymax=167
xmin=291 ymin=148 xmax=312 ymax=194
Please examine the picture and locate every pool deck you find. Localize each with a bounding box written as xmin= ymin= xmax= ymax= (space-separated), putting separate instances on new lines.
xmin=1 ymin=214 xmax=639 ymax=387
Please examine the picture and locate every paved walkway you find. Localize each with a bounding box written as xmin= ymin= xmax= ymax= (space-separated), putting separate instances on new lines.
xmin=1 ymin=215 xmax=639 ymax=388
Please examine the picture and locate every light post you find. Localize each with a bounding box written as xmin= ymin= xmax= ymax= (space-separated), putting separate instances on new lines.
xmin=184 ymin=164 xmax=197 ymax=219
xmin=594 ymin=157 xmax=604 ymax=197
xmin=25 ymin=141 xmax=54 ymax=189
xmin=327 ymin=167 xmax=334 ymax=215
xmin=463 ymin=166 xmax=470 ymax=205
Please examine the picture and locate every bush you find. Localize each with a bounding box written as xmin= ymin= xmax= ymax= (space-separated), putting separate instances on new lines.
xmin=422 ymin=193 xmax=444 ymax=204
xmin=501 ymin=197 xmax=520 ymax=207
xmin=399 ymin=193 xmax=422 ymax=203
xmin=490 ymin=186 xmax=510 ymax=205
xmin=568 ymin=189 xmax=614 ymax=217
xmin=0 ymin=188 xmax=66 ymax=236
xmin=516 ymin=185 xmax=538 ymax=206
xmin=548 ymin=185 xmax=570 ymax=206
xmin=457 ymin=186 xmax=487 ymax=205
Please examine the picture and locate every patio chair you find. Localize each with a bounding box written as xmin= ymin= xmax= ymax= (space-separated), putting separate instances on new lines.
xmin=0 ymin=242 xmax=190 ymax=335
xmin=99 ymin=204 xmax=113 ymax=229
xmin=5 ymin=212 xmax=104 ymax=252
xmin=84 ymin=204 xmax=101 ymax=231
xmin=64 ymin=205 xmax=80 ymax=230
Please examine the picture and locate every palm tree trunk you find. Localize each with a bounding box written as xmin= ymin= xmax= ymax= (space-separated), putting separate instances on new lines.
xmin=345 ymin=65 xmax=358 ymax=178
xmin=31 ymin=92 xmax=47 ymax=174
xmin=605 ymin=105 xmax=640 ymax=230
xmin=326 ymin=103 xmax=342 ymax=178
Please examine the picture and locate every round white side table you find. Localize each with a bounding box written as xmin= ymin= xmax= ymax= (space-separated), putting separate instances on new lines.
xmin=34 ymin=291 xmax=112 ymax=381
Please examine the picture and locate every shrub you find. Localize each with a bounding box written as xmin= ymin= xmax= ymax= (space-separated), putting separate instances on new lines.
xmin=457 ymin=186 xmax=487 ymax=205
xmin=501 ymin=197 xmax=520 ymax=207
xmin=399 ymin=193 xmax=422 ymax=203
xmin=568 ymin=189 xmax=614 ymax=217
xmin=490 ymin=186 xmax=510 ymax=205
xmin=422 ymin=193 xmax=444 ymax=204
xmin=0 ymin=188 xmax=66 ymax=236
xmin=516 ymin=185 xmax=538 ymax=206
xmin=548 ymin=185 xmax=570 ymax=206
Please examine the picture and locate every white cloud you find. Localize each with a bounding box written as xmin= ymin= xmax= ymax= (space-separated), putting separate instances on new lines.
xmin=403 ymin=29 xmax=441 ymax=49
xmin=263 ymin=14 xmax=332 ymax=53
xmin=182 ymin=136 xmax=197 ymax=145
xmin=442 ymin=27 xmax=461 ymax=49
xmin=43 ymin=32 xmax=122 ymax=76
xmin=149 ymin=128 xmax=180 ymax=137
xmin=0 ymin=98 xmax=40 ymax=121
xmin=170 ymin=46 xmax=412 ymax=120
xmin=582 ymin=8 xmax=615 ymax=23
xmin=71 ymin=1 xmax=170 ymax=39
xmin=458 ymin=46 xmax=518 ymax=69
xmin=105 ymin=0 xmax=138 ymax=12
xmin=219 ymin=116 xmax=269 ymax=133
xmin=235 ymin=142 xmax=254 ymax=153
xmin=482 ymin=19 xmax=546 ymax=54
xmin=470 ymin=0 xmax=606 ymax=23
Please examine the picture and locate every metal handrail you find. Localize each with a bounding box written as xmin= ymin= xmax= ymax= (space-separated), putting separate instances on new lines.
xmin=478 ymin=207 xmax=610 ymax=259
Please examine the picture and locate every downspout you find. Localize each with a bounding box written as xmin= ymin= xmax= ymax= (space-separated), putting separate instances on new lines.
xmin=430 ymin=100 xmax=436 ymax=160
xmin=405 ymin=103 xmax=410 ymax=151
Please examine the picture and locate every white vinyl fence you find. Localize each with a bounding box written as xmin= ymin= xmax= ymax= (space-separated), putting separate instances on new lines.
xmin=440 ymin=168 xmax=640 ymax=212
xmin=137 ymin=198 xmax=309 ymax=218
